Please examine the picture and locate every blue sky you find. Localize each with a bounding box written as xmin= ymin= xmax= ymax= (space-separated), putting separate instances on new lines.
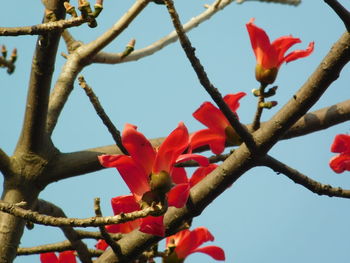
xmin=1 ymin=0 xmax=350 ymax=262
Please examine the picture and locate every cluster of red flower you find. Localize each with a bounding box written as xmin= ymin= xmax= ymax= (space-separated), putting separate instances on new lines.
xmin=40 ymin=19 xmax=349 ymax=263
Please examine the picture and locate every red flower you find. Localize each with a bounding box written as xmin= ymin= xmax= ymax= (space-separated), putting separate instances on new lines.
xmin=165 ymin=227 xmax=225 ymax=262
xmin=99 ymin=122 xmax=208 ymax=205
xmin=329 ymin=134 xmax=350 ymax=173
xmin=40 ymin=251 xmax=76 ymax=263
xmin=190 ymin=92 xmax=246 ymax=155
xmin=246 ymin=18 xmax=314 ymax=85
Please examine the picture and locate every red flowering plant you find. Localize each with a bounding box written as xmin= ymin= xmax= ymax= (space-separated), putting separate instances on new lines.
xmin=40 ymin=251 xmax=76 ymax=263
xmin=190 ymin=92 xmax=246 ymax=155
xmin=329 ymin=134 xmax=350 ymax=173
xmin=164 ymin=227 xmax=225 ymax=263
xmin=246 ymin=18 xmax=314 ymax=86
xmin=98 ymin=122 xmax=209 ymax=236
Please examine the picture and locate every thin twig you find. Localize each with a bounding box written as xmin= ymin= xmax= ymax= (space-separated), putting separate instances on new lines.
xmin=34 ymin=200 xmax=92 ymax=263
xmin=0 ymin=17 xmax=93 ymax=37
xmin=94 ymin=198 xmax=123 ymax=258
xmin=78 ymin=76 xmax=129 ymax=155
xmin=17 ymin=242 xmax=103 ymax=256
xmin=0 ymin=200 xmax=160 ymax=227
xmin=163 ymin=0 xmax=256 ymax=151
xmin=91 ymin=0 xmax=235 ymax=64
xmin=251 ymin=84 xmax=267 ymax=131
xmin=324 ymin=0 xmax=350 ymax=32
xmin=262 ymin=155 xmax=350 ymax=198
xmin=237 ymin=0 xmax=300 ymax=5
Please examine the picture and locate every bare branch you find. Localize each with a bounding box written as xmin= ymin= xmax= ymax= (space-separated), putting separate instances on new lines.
xmin=0 ymin=149 xmax=11 ymax=177
xmin=254 ymin=32 xmax=350 ymax=152
xmin=94 ymin=198 xmax=122 ymax=258
xmin=324 ymin=0 xmax=350 ymax=32
xmin=0 ymin=17 xmax=95 ymax=37
xmin=18 ymin=242 xmax=102 ymax=257
xmin=46 ymin=0 xmax=150 ymax=136
xmin=261 ymin=155 xmax=350 ymax=198
xmin=163 ymin=0 xmax=257 ymax=151
xmin=237 ymin=0 xmax=301 ymax=5
xmin=0 ymin=200 xmax=161 ymax=228
xmin=34 ymin=200 xmax=92 ymax=263
xmin=47 ymin=99 xmax=350 ymax=184
xmin=91 ymin=0 xmax=235 ymax=64
xmin=78 ymin=76 xmax=128 ymax=155
xmin=14 ymin=2 xmax=66 ymax=155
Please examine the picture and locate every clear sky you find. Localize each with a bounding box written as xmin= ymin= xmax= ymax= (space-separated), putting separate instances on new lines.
xmin=1 ymin=0 xmax=350 ymax=262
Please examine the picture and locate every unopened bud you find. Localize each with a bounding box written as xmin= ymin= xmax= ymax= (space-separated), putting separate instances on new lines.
xmin=121 ymin=39 xmax=136 ymax=59
xmin=1 ymin=45 xmax=7 ymax=58
xmin=259 ymin=101 xmax=278 ymax=109
xmin=10 ymin=48 xmax=17 ymax=63
xmin=64 ymin=2 xmax=78 ymax=17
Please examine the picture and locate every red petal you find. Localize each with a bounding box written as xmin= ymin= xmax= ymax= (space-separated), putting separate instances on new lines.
xmin=140 ymin=215 xmax=165 ymax=236
xmin=331 ymin=134 xmax=350 ymax=154
xmin=167 ymin=229 xmax=190 ymax=248
xmin=272 ymin=36 xmax=301 ymax=66
xmin=58 ymin=251 xmax=76 ymax=263
xmin=99 ymin=155 xmax=150 ymax=200
xmin=122 ymin=123 xmax=156 ymax=175
xmin=190 ymin=129 xmax=226 ymax=155
xmin=223 ymin=92 xmax=246 ymax=113
xmin=284 ymin=41 xmax=314 ymax=64
xmin=190 ymin=164 xmax=218 ymax=187
xmin=95 ymin=240 xmax=108 ymax=251
xmin=191 ymin=246 xmax=226 ymax=260
xmin=171 ymin=167 xmax=188 ymax=184
xmin=168 ymin=183 xmax=190 ymax=208
xmin=175 ymin=154 xmax=210 ymax=167
xmin=40 ymin=253 xmax=58 ymax=263
xmin=176 ymin=227 xmax=214 ymax=259
xmin=153 ymin=122 xmax=189 ymax=173
xmin=246 ymin=18 xmax=276 ymax=68
xmin=110 ymin=195 xmax=141 ymax=233
xmin=329 ymin=154 xmax=350 ymax=173
xmin=193 ymin=102 xmax=228 ymax=132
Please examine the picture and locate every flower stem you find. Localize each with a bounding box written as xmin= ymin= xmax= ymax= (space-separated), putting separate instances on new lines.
xmin=252 ymin=83 xmax=268 ymax=131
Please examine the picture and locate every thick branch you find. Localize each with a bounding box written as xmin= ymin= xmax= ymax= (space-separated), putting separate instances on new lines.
xmin=0 ymin=149 xmax=10 ymax=177
xmin=15 ymin=2 xmax=66 ymax=155
xmin=94 ymin=31 xmax=350 ymax=263
xmin=91 ymin=0 xmax=234 ymax=64
xmin=262 ymin=155 xmax=350 ymax=198
xmin=164 ymin=0 xmax=256 ymax=151
xmin=47 ymin=99 xmax=350 ymax=184
xmin=46 ymin=0 xmax=150 ymax=136
xmin=255 ymin=32 xmax=350 ymax=153
xmin=0 ymin=16 xmax=93 ymax=37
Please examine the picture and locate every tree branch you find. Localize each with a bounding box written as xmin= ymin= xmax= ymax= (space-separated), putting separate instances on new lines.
xmin=34 ymin=199 xmax=92 ymax=263
xmin=78 ymin=76 xmax=128 ymax=155
xmin=14 ymin=1 xmax=66 ymax=155
xmin=324 ymin=0 xmax=350 ymax=32
xmin=261 ymin=155 xmax=350 ymax=198
xmin=0 ymin=16 xmax=96 ymax=37
xmin=46 ymin=0 xmax=150 ymax=136
xmin=91 ymin=0 xmax=234 ymax=64
xmin=163 ymin=0 xmax=257 ymax=151
xmin=237 ymin=0 xmax=301 ymax=5
xmin=93 ymin=31 xmax=350 ymax=263
xmin=254 ymin=32 xmax=350 ymax=153
xmin=0 ymin=149 xmax=11 ymax=177
xmin=0 ymin=200 xmax=162 ymax=228
xmin=45 ymin=99 xmax=350 ymax=184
